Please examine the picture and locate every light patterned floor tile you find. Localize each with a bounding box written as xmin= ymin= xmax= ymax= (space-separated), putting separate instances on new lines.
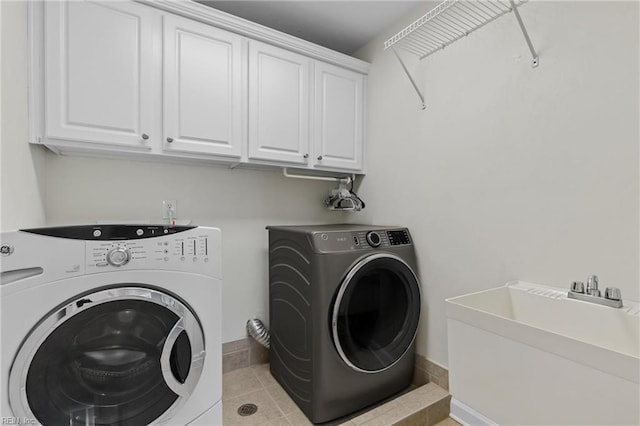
xmin=265 ymin=384 xmax=299 ymax=416
xmin=284 ymin=409 xmax=313 ymax=426
xmin=359 ymin=405 xmax=409 ymax=426
xmin=427 ymin=396 xmax=452 ymax=425
xmin=394 ymin=409 xmax=427 ymax=426
xmin=261 ymin=416 xmax=292 ymax=425
xmin=396 ymin=383 xmax=447 ymax=413
xmin=223 ymin=363 xmax=451 ymax=426
xmin=434 ymin=416 xmax=461 ymax=426
xmin=223 ymin=389 xmax=284 ymax=425
xmin=223 ymin=366 xmax=263 ymax=401
xmin=252 ymin=363 xmax=279 ymax=388
xmin=351 ymin=399 xmax=402 ymax=425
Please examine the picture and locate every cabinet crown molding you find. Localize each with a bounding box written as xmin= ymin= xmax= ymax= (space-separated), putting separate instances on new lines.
xmin=136 ymin=0 xmax=370 ymax=74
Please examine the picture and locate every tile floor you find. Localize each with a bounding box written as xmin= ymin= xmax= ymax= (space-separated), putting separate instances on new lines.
xmin=222 ymin=363 xmax=460 ymax=426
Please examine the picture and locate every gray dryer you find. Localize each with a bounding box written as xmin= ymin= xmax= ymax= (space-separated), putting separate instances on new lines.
xmin=267 ymin=224 xmax=421 ymax=423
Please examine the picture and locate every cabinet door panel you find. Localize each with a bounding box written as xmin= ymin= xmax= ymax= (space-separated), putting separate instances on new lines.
xmin=163 ymin=16 xmax=242 ymax=157
xmin=248 ymin=41 xmax=310 ymax=164
xmin=44 ymin=1 xmax=154 ymax=149
xmin=314 ymin=62 xmax=363 ymax=171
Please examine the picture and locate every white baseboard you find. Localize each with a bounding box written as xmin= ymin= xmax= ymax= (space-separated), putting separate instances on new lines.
xmin=449 ymin=399 xmax=498 ymax=426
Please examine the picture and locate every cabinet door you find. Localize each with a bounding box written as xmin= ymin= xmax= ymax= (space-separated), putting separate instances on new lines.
xmin=163 ymin=16 xmax=243 ymax=158
xmin=44 ymin=1 xmax=155 ymax=150
xmin=314 ymin=62 xmax=364 ymax=171
xmin=248 ymin=41 xmax=311 ymax=165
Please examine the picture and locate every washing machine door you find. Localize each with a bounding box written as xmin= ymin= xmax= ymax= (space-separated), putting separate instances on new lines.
xmin=9 ymin=287 xmax=205 ymax=426
xmin=332 ymin=253 xmax=421 ymax=373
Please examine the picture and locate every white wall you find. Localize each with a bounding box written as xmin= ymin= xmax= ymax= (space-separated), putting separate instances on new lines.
xmin=0 ymin=1 xmax=46 ymax=230
xmin=355 ymin=0 xmax=639 ymax=367
xmin=0 ymin=1 xmax=347 ymax=343
xmin=44 ymin=155 xmax=346 ymax=342
xmin=3 ymin=0 xmax=638 ymax=368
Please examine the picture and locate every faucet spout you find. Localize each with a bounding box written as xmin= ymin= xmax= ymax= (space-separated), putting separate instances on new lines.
xmin=586 ymin=275 xmax=600 ymax=297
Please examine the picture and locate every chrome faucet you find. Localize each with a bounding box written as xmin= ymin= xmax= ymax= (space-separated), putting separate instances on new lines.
xmin=586 ymin=275 xmax=600 ymax=296
xmin=568 ymin=275 xmax=623 ymax=308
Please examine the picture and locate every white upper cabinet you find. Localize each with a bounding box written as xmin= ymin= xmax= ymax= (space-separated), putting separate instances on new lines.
xmin=34 ymin=1 xmax=368 ymax=173
xmin=314 ymin=62 xmax=364 ymax=171
xmin=162 ymin=15 xmax=243 ymax=158
xmin=44 ymin=1 xmax=156 ymax=150
xmin=248 ymin=40 xmax=311 ymax=165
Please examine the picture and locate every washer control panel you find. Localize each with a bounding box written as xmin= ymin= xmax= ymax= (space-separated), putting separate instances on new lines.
xmin=77 ymin=225 xmax=220 ymax=275
xmin=88 ymin=233 xmax=210 ymax=268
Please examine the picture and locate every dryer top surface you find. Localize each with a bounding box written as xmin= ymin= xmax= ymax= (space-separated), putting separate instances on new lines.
xmin=266 ymin=224 xmax=400 ymax=233
xmin=267 ymin=224 xmax=413 ymax=253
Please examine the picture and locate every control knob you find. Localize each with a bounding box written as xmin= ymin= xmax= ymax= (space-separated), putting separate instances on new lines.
xmin=107 ymin=247 xmax=131 ymax=267
xmin=366 ymin=231 xmax=382 ymax=248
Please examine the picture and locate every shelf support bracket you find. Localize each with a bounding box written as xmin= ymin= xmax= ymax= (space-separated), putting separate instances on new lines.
xmin=283 ymin=168 xmax=354 ymax=183
xmin=392 ymin=47 xmax=426 ymax=110
xmin=509 ymin=0 xmax=539 ymax=68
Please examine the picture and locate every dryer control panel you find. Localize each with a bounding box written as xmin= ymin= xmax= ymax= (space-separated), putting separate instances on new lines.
xmin=386 ymin=229 xmax=411 ymax=245
xmin=312 ymin=228 xmax=412 ymax=253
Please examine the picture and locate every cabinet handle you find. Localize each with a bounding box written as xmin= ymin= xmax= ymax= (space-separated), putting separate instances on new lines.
xmin=167 ymin=137 xmax=174 ymax=143
xmin=303 ymin=153 xmax=309 ymax=159
xmin=141 ymin=133 xmax=149 ymax=140
xmin=317 ymin=155 xmax=323 ymax=161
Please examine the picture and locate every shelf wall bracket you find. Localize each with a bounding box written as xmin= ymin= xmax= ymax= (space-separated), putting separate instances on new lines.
xmin=283 ymin=168 xmax=354 ymax=183
xmin=509 ymin=0 xmax=539 ymax=68
xmin=392 ymin=47 xmax=426 ymax=110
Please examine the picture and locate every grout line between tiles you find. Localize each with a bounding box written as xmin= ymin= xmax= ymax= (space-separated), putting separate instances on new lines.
xmin=263 ymin=385 xmax=287 ymax=418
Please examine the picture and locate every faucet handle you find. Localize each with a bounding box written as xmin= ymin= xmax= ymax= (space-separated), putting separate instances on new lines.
xmin=570 ymin=281 xmax=585 ymax=293
xmin=604 ymin=287 xmax=622 ymax=301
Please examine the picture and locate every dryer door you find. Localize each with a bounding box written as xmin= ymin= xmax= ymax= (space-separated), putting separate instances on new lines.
xmin=332 ymin=253 xmax=421 ymax=373
xmin=9 ymin=287 xmax=205 ymax=426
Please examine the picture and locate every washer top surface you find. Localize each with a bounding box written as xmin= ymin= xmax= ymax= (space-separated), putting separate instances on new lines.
xmin=1 ymin=225 xmax=222 ymax=293
xmin=19 ymin=224 xmax=198 ymax=240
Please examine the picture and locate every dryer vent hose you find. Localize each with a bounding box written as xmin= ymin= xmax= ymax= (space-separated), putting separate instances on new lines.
xmin=246 ymin=318 xmax=270 ymax=349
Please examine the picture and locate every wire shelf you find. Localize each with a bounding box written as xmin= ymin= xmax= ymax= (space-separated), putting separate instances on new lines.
xmin=384 ymin=0 xmax=528 ymax=60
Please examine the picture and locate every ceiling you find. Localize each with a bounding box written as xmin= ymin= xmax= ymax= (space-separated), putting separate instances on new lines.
xmin=196 ymin=1 xmax=424 ymax=55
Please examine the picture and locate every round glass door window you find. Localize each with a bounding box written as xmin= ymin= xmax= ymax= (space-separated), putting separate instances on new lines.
xmin=332 ymin=254 xmax=421 ymax=373
xmin=10 ymin=288 xmax=204 ymax=426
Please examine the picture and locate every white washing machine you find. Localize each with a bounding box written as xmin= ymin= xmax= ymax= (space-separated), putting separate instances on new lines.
xmin=0 ymin=225 xmax=222 ymax=425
